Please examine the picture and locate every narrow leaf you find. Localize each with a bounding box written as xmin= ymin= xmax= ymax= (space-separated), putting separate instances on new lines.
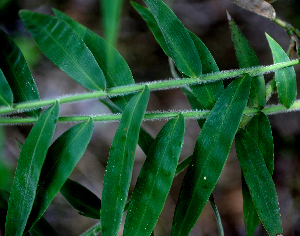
xmin=241 ymin=112 xmax=274 ymax=235
xmin=235 ymin=129 xmax=283 ymax=235
xmin=5 ymin=102 xmax=60 ymax=236
xmin=123 ymin=114 xmax=185 ymax=236
xmin=0 ymin=29 xmax=40 ymax=117
xmin=171 ymin=74 xmax=251 ymax=236
xmin=209 ymin=195 xmax=224 ymax=236
xmin=228 ymin=13 xmax=265 ymax=109
xmin=60 ymin=178 xmax=101 ymax=219
xmin=100 ymin=86 xmax=150 ymax=236
xmin=25 ymin=119 xmax=94 ymax=232
xmin=142 ymin=0 xmax=202 ymax=77
xmin=131 ymin=1 xmax=171 ymax=57
xmin=0 ymin=68 xmax=13 ymax=107
xmin=266 ymin=33 xmax=297 ymax=108
xmin=188 ymin=31 xmax=224 ymax=110
xmin=19 ymin=10 xmax=106 ymax=91
xmin=53 ymin=8 xmax=134 ymax=110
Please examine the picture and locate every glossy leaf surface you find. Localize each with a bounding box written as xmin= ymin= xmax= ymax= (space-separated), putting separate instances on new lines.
xmin=0 ymin=29 xmax=40 ymax=117
xmin=53 ymin=8 xmax=134 ymax=110
xmin=171 ymin=74 xmax=251 ymax=236
xmin=5 ymin=102 xmax=59 ymax=236
xmin=266 ymin=33 xmax=297 ymax=109
xmin=142 ymin=0 xmax=202 ymax=77
xmin=25 ymin=119 xmax=94 ymax=232
xmin=101 ymin=86 xmax=150 ymax=236
xmin=0 ymin=68 xmax=13 ymax=107
xmin=123 ymin=114 xmax=185 ymax=236
xmin=60 ymin=178 xmax=101 ymax=219
xmin=228 ymin=13 xmax=265 ymax=109
xmin=235 ymin=129 xmax=283 ymax=236
xmin=19 ymin=10 xmax=106 ymax=91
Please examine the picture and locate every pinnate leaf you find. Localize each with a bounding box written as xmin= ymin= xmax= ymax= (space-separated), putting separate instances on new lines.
xmin=60 ymin=178 xmax=101 ymax=219
xmin=0 ymin=29 xmax=41 ymax=117
xmin=266 ymin=33 xmax=297 ymax=109
xmin=0 ymin=68 xmax=13 ymax=107
xmin=100 ymin=86 xmax=150 ymax=236
xmin=123 ymin=114 xmax=185 ymax=236
xmin=142 ymin=0 xmax=202 ymax=77
xmin=235 ymin=129 xmax=283 ymax=236
xmin=5 ymin=102 xmax=59 ymax=236
xmin=19 ymin=10 xmax=106 ymax=91
xmin=171 ymin=74 xmax=251 ymax=236
xmin=25 ymin=118 xmax=94 ymax=232
xmin=228 ymin=13 xmax=265 ymax=109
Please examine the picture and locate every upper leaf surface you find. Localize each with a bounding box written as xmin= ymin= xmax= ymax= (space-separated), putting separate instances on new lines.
xmin=266 ymin=33 xmax=297 ymax=109
xmin=142 ymin=0 xmax=202 ymax=77
xmin=235 ymin=129 xmax=283 ymax=236
xmin=53 ymin=8 xmax=134 ymax=110
xmin=228 ymin=13 xmax=265 ymax=109
xmin=5 ymin=102 xmax=59 ymax=236
xmin=100 ymin=86 xmax=150 ymax=236
xmin=0 ymin=68 xmax=13 ymax=107
xmin=171 ymin=74 xmax=251 ymax=236
xmin=19 ymin=10 xmax=106 ymax=91
xmin=25 ymin=119 xmax=94 ymax=232
xmin=123 ymin=114 xmax=185 ymax=236
xmin=0 ymin=29 xmax=41 ymax=117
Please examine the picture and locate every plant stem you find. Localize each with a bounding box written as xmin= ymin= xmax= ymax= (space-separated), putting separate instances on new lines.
xmin=273 ymin=17 xmax=300 ymax=38
xmin=0 ymin=59 xmax=299 ymax=117
xmin=2 ymin=100 xmax=300 ymax=125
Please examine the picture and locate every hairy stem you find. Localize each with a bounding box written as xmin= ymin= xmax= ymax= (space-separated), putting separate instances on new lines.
xmin=0 ymin=59 xmax=299 ymax=117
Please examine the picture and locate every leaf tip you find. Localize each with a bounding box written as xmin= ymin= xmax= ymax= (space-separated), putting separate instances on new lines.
xmin=226 ymin=11 xmax=232 ymax=22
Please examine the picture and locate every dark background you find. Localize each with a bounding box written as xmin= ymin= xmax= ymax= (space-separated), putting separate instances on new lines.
xmin=1 ymin=0 xmax=300 ymax=235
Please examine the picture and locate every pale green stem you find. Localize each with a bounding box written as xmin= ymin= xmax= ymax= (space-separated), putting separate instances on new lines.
xmin=273 ymin=17 xmax=300 ymax=38
xmin=0 ymin=59 xmax=299 ymax=117
xmin=2 ymin=100 xmax=300 ymax=125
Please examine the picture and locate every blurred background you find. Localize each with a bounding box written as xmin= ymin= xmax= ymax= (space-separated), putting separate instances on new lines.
xmin=0 ymin=0 xmax=300 ymax=235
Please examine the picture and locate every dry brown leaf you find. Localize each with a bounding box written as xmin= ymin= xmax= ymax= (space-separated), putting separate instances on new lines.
xmin=230 ymin=0 xmax=276 ymax=20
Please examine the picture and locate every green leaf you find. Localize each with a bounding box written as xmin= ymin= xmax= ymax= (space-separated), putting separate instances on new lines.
xmin=101 ymin=0 xmax=124 ymax=46
xmin=0 ymin=30 xmax=41 ymax=117
xmin=131 ymin=1 xmax=171 ymax=57
xmin=29 ymin=217 xmax=58 ymax=236
xmin=209 ymin=195 xmax=224 ymax=236
xmin=5 ymin=102 xmax=60 ymax=236
xmin=19 ymin=10 xmax=106 ymax=92
xmin=53 ymin=8 xmax=134 ymax=110
xmin=241 ymin=112 xmax=274 ymax=235
xmin=246 ymin=112 xmax=274 ymax=174
xmin=142 ymin=0 xmax=202 ymax=77
xmin=188 ymin=31 xmax=224 ymax=110
xmin=25 ymin=119 xmax=94 ymax=232
xmin=266 ymin=33 xmax=297 ymax=108
xmin=0 ymin=68 xmax=13 ymax=107
xmin=171 ymin=74 xmax=251 ymax=236
xmin=100 ymin=86 xmax=150 ymax=236
xmin=0 ymin=189 xmax=58 ymax=236
xmin=228 ymin=13 xmax=265 ymax=109
xmin=241 ymin=175 xmax=260 ymax=236
xmin=123 ymin=114 xmax=185 ymax=236
xmin=235 ymin=129 xmax=283 ymax=236
xmin=60 ymin=178 xmax=101 ymax=219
